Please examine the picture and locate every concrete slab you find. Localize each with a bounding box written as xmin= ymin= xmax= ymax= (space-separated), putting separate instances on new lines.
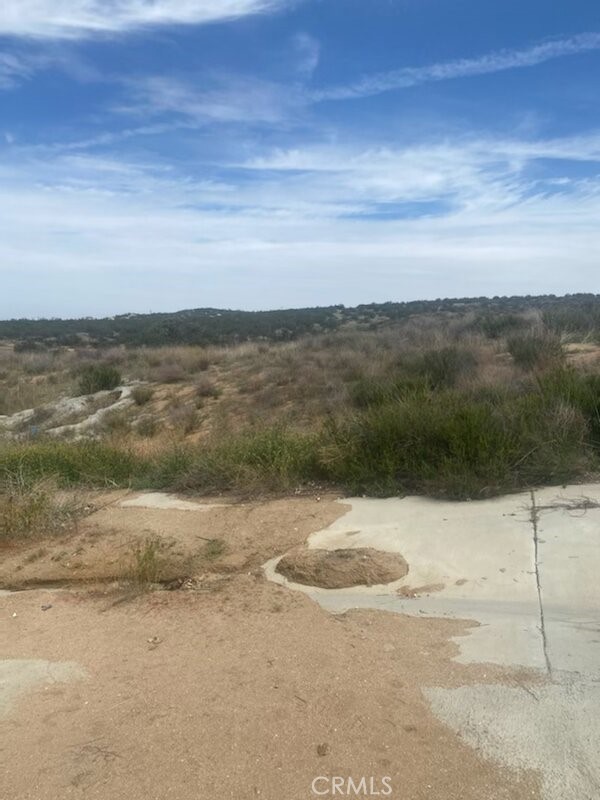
xmin=426 ymin=681 xmax=600 ymax=800
xmin=533 ymin=486 xmax=600 ymax=680
xmin=264 ymin=485 xmax=600 ymax=799
xmin=265 ymin=492 xmax=545 ymax=670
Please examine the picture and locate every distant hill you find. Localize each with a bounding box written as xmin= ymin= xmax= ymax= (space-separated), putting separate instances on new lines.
xmin=1 ymin=294 xmax=599 ymax=349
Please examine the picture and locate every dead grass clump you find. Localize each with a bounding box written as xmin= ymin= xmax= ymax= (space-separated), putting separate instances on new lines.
xmin=175 ymin=350 xmax=211 ymax=374
xmin=136 ymin=415 xmax=160 ymax=438
xmin=155 ymin=363 xmax=186 ymax=384
xmin=0 ymin=472 xmax=84 ymax=542
xmin=195 ymin=376 xmax=220 ymax=399
xmin=131 ymin=385 xmax=154 ymax=406
xmin=100 ymin=409 xmax=131 ymax=434
xmin=22 ymin=353 xmax=55 ymax=375
xmin=169 ymin=405 xmax=198 ymax=435
xmin=127 ymin=535 xmax=192 ymax=589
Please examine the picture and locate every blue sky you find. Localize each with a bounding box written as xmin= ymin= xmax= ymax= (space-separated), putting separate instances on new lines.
xmin=0 ymin=1 xmax=599 ymax=317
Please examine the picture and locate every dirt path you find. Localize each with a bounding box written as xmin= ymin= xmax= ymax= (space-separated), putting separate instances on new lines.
xmin=1 ymin=493 xmax=542 ymax=800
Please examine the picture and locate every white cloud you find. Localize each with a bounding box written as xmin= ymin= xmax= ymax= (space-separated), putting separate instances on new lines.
xmin=1 ymin=132 xmax=599 ymax=316
xmin=239 ymin=134 xmax=600 ymax=214
xmin=0 ymin=50 xmax=44 ymax=88
xmin=121 ymin=74 xmax=303 ymax=124
xmin=314 ymin=32 xmax=600 ymax=101
xmin=293 ymin=32 xmax=320 ymax=76
xmin=0 ymin=0 xmax=286 ymax=39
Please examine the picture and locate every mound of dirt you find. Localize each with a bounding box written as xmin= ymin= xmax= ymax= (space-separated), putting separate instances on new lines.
xmin=275 ymin=547 xmax=408 ymax=589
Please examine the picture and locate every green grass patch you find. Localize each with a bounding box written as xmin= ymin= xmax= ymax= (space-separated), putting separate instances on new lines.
xmin=507 ymin=331 xmax=564 ymax=371
xmin=0 ymin=440 xmax=148 ymax=487
xmin=2 ymin=366 xmax=599 ymax=502
xmin=174 ymin=427 xmax=322 ymax=494
xmin=321 ymin=388 xmax=591 ymax=498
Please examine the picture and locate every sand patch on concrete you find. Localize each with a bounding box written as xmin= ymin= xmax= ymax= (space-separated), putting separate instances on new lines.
xmin=276 ymin=546 xmax=408 ymax=589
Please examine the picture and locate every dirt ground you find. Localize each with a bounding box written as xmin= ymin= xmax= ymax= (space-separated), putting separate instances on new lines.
xmin=0 ymin=493 xmax=346 ymax=589
xmin=1 ymin=494 xmax=542 ymax=800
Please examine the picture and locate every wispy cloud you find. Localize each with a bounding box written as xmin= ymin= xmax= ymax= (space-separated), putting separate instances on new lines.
xmin=119 ymin=74 xmax=305 ymax=125
xmin=109 ymin=31 xmax=600 ymax=133
xmin=314 ymin=32 xmax=600 ymax=101
xmin=293 ymin=32 xmax=320 ymax=77
xmin=0 ymin=52 xmax=37 ymax=89
xmin=1 ymin=130 xmax=599 ymax=316
xmin=0 ymin=0 xmax=288 ymax=39
xmin=0 ymin=45 xmax=101 ymax=91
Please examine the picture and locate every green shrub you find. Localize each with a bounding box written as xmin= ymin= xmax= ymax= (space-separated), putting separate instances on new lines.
xmin=320 ymin=389 xmax=589 ymax=498
xmin=474 ymin=313 xmax=529 ymax=339
xmin=78 ymin=364 xmax=122 ymax=395
xmin=350 ymin=347 xmax=476 ymax=410
xmin=145 ymin=446 xmax=195 ymax=488
xmin=2 ymin=364 xmax=598 ymax=502
xmin=128 ymin=536 xmax=164 ymax=587
xmin=507 ymin=332 xmax=564 ymax=371
xmin=543 ymin=306 xmax=600 ymax=339
xmin=538 ymin=368 xmax=600 ymax=440
xmin=350 ymin=376 xmax=428 ymax=409
xmin=175 ymin=428 xmax=321 ymax=494
xmin=404 ymin=346 xmax=477 ymax=389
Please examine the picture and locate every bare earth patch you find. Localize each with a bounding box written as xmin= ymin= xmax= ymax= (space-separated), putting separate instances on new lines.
xmin=0 ymin=582 xmax=540 ymax=800
xmin=0 ymin=491 xmax=546 ymax=799
xmin=0 ymin=492 xmax=345 ymax=590
xmin=276 ymin=546 xmax=409 ymax=589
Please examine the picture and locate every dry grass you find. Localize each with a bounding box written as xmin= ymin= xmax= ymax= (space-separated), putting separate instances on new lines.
xmin=1 ymin=313 xmax=597 ymax=452
xmin=127 ymin=536 xmax=165 ymax=588
xmin=0 ymin=471 xmax=85 ymax=542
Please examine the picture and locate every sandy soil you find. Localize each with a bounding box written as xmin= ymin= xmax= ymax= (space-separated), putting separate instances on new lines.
xmin=276 ymin=546 xmax=409 ymax=589
xmin=1 ymin=493 xmax=541 ymax=800
xmin=0 ymin=493 xmax=345 ymax=589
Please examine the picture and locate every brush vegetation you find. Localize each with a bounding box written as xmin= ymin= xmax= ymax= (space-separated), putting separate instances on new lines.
xmin=0 ymin=470 xmax=85 ymax=542
xmin=1 ymin=298 xmax=600 ymax=502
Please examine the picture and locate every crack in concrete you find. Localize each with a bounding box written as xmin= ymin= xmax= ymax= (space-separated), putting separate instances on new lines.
xmin=530 ymin=489 xmax=552 ymax=677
